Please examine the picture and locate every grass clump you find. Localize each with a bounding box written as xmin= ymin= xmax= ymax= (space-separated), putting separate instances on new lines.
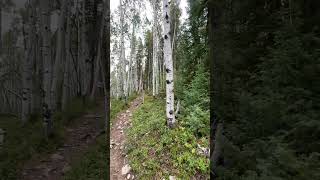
xmin=126 ymin=95 xmax=209 ymax=179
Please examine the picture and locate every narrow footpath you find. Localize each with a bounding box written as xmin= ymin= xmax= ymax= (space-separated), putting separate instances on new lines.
xmin=110 ymin=96 xmax=143 ymax=180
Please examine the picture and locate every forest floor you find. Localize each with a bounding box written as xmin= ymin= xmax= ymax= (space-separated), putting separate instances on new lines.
xmin=20 ymin=99 xmax=105 ymax=180
xmin=110 ymin=95 xmax=143 ymax=180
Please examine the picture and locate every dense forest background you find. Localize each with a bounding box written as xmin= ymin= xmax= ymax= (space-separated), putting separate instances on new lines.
xmin=209 ymin=0 xmax=320 ymax=179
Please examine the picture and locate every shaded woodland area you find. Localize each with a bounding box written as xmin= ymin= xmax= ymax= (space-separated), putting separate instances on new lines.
xmin=0 ymin=0 xmax=110 ymax=179
xmin=209 ymin=0 xmax=320 ymax=179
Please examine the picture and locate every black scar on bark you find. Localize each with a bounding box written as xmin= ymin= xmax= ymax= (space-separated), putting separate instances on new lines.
xmin=165 ymin=13 xmax=169 ymax=20
xmin=169 ymin=110 xmax=173 ymax=115
xmin=164 ymin=35 xmax=168 ymax=39
xmin=23 ymin=97 xmax=27 ymax=101
xmin=166 ymin=68 xmax=171 ymax=73
xmin=166 ymin=80 xmax=171 ymax=84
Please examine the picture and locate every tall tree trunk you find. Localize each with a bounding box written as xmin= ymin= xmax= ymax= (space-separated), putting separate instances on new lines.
xmin=120 ymin=0 xmax=126 ymax=101
xmin=40 ymin=0 xmax=53 ymax=138
xmin=62 ymin=0 xmax=72 ymax=110
xmin=21 ymin=2 xmax=35 ymax=123
xmin=51 ymin=0 xmax=67 ymax=111
xmin=163 ymin=0 xmax=175 ymax=128
xmin=90 ymin=1 xmax=107 ymax=100
xmin=152 ymin=1 xmax=158 ymax=97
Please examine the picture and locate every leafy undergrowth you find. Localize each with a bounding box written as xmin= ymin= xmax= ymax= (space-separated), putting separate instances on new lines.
xmin=64 ymin=135 xmax=108 ymax=180
xmin=0 ymin=97 xmax=97 ymax=179
xmin=126 ymin=95 xmax=210 ymax=179
xmin=65 ymin=93 xmax=138 ymax=179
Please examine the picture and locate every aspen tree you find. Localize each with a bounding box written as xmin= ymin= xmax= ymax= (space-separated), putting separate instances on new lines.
xmin=51 ymin=0 xmax=67 ymax=111
xmin=62 ymin=0 xmax=72 ymax=110
xmin=40 ymin=0 xmax=53 ymax=137
xmin=21 ymin=1 xmax=35 ymax=123
xmin=163 ymin=0 xmax=175 ymax=127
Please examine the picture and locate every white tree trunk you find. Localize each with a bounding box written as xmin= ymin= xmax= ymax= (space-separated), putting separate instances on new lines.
xmin=21 ymin=3 xmax=35 ymax=123
xmin=51 ymin=0 xmax=67 ymax=111
xmin=90 ymin=1 xmax=107 ymax=100
xmin=163 ymin=0 xmax=175 ymax=127
xmin=152 ymin=0 xmax=158 ymax=97
xmin=120 ymin=0 xmax=126 ymax=100
xmin=40 ymin=0 xmax=53 ymax=137
xmin=62 ymin=0 xmax=71 ymax=110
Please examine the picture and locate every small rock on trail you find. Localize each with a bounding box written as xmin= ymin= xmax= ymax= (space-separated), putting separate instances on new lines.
xmin=121 ymin=164 xmax=131 ymax=175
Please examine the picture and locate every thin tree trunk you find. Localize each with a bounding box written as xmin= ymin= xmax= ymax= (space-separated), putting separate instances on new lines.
xmin=152 ymin=0 xmax=158 ymax=97
xmin=40 ymin=0 xmax=53 ymax=138
xmin=21 ymin=2 xmax=34 ymax=123
xmin=51 ymin=0 xmax=67 ymax=111
xmin=90 ymin=1 xmax=107 ymax=100
xmin=62 ymin=0 xmax=71 ymax=110
xmin=120 ymin=0 xmax=126 ymax=101
xmin=163 ymin=0 xmax=175 ymax=128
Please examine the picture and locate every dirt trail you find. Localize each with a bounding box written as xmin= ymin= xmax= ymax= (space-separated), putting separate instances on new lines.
xmin=20 ymin=100 xmax=105 ymax=180
xmin=110 ymin=96 xmax=143 ymax=180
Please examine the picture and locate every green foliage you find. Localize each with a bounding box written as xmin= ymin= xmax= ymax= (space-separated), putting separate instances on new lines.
xmin=126 ymin=96 xmax=209 ymax=179
xmin=184 ymin=105 xmax=210 ymax=138
xmin=183 ymin=64 xmax=210 ymax=110
xmin=64 ymin=136 xmax=108 ymax=180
